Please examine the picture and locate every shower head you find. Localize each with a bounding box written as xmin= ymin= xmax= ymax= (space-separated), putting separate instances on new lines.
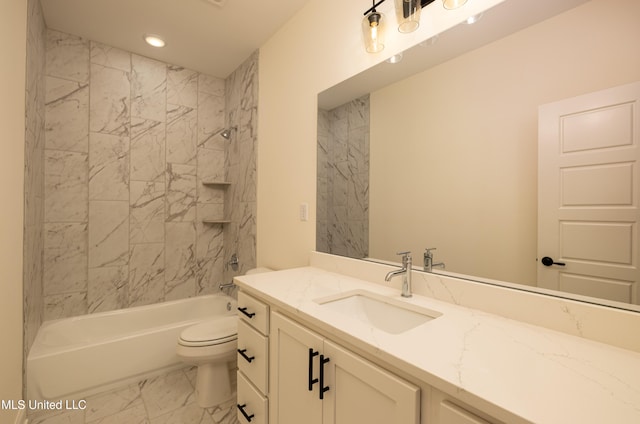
xmin=215 ymin=126 xmax=237 ymax=140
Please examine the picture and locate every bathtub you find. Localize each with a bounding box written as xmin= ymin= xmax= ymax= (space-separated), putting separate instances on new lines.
xmin=27 ymin=294 xmax=237 ymax=401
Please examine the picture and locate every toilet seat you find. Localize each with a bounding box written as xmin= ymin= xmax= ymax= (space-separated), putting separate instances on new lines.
xmin=178 ymin=316 xmax=237 ymax=347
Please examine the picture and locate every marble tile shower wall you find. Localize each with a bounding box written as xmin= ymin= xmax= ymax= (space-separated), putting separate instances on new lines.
xmin=317 ymin=96 xmax=370 ymax=258
xmin=24 ymin=0 xmax=46 ymax=392
xmin=223 ymin=52 xmax=258 ymax=281
xmin=43 ymin=30 xmax=230 ymax=320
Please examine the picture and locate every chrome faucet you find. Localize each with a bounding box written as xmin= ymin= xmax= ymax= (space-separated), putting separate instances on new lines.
xmin=424 ymin=248 xmax=445 ymax=272
xmin=384 ymin=251 xmax=412 ymax=298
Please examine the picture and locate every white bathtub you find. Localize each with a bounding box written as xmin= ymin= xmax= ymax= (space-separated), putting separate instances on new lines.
xmin=27 ymin=294 xmax=237 ymax=401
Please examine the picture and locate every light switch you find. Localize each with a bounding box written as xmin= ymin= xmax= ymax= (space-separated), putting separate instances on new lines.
xmin=299 ymin=203 xmax=309 ymax=221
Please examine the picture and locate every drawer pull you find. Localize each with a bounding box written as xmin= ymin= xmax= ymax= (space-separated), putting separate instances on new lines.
xmin=238 ymin=349 xmax=255 ymax=363
xmin=237 ymin=403 xmax=255 ymax=422
xmin=238 ymin=307 xmax=256 ymax=318
xmin=308 ymin=348 xmax=319 ymax=391
xmin=319 ymin=354 xmax=331 ymax=400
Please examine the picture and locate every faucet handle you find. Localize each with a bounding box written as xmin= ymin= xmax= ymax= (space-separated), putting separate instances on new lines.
xmin=396 ymin=251 xmax=412 ymax=262
xmin=424 ymin=248 xmax=436 ymax=257
xmin=396 ymin=251 xmax=412 ymax=267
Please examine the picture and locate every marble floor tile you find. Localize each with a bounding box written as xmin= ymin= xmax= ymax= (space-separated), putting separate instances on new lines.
xmin=149 ymin=401 xmax=214 ymax=424
xmin=30 ymin=409 xmax=85 ymax=424
xmin=209 ymin=399 xmax=239 ymax=424
xmin=85 ymin=403 xmax=148 ymax=424
xmin=139 ymin=369 xmax=194 ymax=419
xmin=85 ymin=383 xmax=144 ymax=422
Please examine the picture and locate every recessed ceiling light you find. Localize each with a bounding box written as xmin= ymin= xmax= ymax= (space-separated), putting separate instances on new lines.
xmin=386 ymin=53 xmax=404 ymax=64
xmin=466 ymin=13 xmax=483 ymax=25
xmin=144 ymin=34 xmax=166 ymax=48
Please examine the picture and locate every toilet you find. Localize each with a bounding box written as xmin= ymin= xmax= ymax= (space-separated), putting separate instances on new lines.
xmin=177 ymin=267 xmax=272 ymax=407
xmin=176 ymin=315 xmax=238 ymax=407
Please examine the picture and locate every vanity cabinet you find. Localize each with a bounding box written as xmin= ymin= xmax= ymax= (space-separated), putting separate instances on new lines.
xmin=236 ymin=292 xmax=270 ymax=424
xmin=269 ymin=311 xmax=420 ymax=424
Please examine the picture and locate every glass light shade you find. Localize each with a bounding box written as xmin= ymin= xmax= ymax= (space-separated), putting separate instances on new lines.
xmin=442 ymin=0 xmax=468 ymax=9
xmin=362 ymin=11 xmax=386 ymax=53
xmin=395 ymin=0 xmax=422 ymax=33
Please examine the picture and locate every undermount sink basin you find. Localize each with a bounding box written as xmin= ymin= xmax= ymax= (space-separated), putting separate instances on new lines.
xmin=314 ymin=290 xmax=441 ymax=335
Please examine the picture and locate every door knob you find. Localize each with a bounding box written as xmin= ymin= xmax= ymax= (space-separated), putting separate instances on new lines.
xmin=541 ymin=256 xmax=566 ymax=267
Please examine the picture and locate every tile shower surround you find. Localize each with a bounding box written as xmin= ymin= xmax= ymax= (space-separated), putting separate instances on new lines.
xmin=23 ymin=10 xmax=256 ymax=424
xmin=24 ymin=0 xmax=47 ymax=397
xmin=40 ymin=30 xmax=257 ymax=320
xmin=317 ymin=95 xmax=370 ymax=258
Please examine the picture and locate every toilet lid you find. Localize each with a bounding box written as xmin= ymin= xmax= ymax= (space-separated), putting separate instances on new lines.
xmin=179 ymin=316 xmax=238 ymax=346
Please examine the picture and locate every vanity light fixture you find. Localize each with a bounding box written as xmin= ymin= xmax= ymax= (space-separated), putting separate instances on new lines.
xmin=442 ymin=0 xmax=468 ymax=10
xmin=395 ymin=0 xmax=422 ymax=33
xmin=363 ymin=0 xmax=386 ymax=53
xmin=144 ymin=34 xmax=166 ymax=48
xmin=362 ymin=0 xmax=466 ymax=52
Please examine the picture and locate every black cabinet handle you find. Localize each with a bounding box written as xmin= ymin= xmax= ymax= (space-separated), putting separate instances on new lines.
xmin=238 ymin=307 xmax=255 ymax=318
xmin=319 ymin=354 xmax=330 ymax=400
xmin=237 ymin=404 xmax=254 ymax=422
xmin=308 ymin=348 xmax=319 ymax=391
xmin=238 ymin=349 xmax=255 ymax=363
xmin=541 ymin=256 xmax=566 ymax=267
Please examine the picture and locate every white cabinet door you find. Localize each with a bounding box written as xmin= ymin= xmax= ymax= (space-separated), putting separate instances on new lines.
xmin=270 ymin=312 xmax=323 ymax=424
xmin=322 ymin=340 xmax=420 ymax=424
xmin=270 ymin=312 xmax=420 ymax=424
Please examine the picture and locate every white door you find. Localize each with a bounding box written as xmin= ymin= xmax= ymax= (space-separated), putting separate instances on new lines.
xmin=538 ymin=81 xmax=640 ymax=305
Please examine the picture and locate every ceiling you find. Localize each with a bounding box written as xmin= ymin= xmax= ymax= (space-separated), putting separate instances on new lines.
xmin=40 ymin=0 xmax=311 ymax=78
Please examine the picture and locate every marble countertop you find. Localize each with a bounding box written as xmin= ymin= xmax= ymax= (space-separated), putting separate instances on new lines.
xmin=234 ymin=266 xmax=640 ymax=424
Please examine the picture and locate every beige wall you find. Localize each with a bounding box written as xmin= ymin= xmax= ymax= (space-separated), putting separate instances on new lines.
xmin=1 ymin=0 xmax=27 ymax=422
xmin=369 ymin=0 xmax=640 ymax=285
xmin=257 ymin=0 xmax=502 ymax=269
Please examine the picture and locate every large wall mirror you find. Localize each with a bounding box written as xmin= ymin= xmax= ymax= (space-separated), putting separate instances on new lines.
xmin=317 ymin=0 xmax=640 ymax=311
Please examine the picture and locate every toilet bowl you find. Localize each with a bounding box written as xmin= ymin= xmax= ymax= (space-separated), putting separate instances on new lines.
xmin=176 ymin=315 xmax=237 ymax=408
xmin=177 ymin=268 xmax=272 ymax=407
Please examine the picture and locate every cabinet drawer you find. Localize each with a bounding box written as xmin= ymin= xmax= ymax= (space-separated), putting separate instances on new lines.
xmin=237 ymin=371 xmax=268 ymax=424
xmin=237 ymin=319 xmax=269 ymax=393
xmin=238 ymin=291 xmax=269 ymax=335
